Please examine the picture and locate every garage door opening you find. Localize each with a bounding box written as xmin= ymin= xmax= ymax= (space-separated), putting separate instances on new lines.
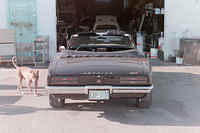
xmin=56 ymin=0 xmax=164 ymax=54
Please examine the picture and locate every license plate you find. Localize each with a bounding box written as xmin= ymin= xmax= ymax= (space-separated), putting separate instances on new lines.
xmin=88 ymin=90 xmax=110 ymax=100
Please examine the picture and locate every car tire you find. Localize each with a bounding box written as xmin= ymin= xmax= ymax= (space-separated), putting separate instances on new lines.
xmin=136 ymin=92 xmax=152 ymax=108
xmin=49 ymin=94 xmax=65 ymax=108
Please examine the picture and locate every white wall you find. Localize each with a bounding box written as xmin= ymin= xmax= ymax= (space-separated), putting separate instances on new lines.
xmin=0 ymin=0 xmax=57 ymax=61
xmin=164 ymin=0 xmax=200 ymax=59
xmin=3 ymin=0 xmax=200 ymax=61
xmin=0 ymin=0 xmax=8 ymax=28
xmin=37 ymin=0 xmax=57 ymax=61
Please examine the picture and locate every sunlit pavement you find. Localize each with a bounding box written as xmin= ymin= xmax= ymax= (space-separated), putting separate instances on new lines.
xmin=0 ymin=60 xmax=200 ymax=133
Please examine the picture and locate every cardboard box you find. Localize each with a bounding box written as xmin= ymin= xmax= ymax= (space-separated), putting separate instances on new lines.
xmin=0 ymin=29 xmax=16 ymax=43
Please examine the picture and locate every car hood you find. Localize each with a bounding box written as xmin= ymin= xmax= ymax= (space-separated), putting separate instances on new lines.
xmin=52 ymin=57 xmax=150 ymax=76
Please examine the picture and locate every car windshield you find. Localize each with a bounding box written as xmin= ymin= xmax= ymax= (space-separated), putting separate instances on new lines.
xmin=69 ymin=34 xmax=134 ymax=52
xmin=95 ymin=25 xmax=117 ymax=30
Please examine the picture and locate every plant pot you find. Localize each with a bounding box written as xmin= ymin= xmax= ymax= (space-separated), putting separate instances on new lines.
xmin=150 ymin=48 xmax=158 ymax=59
xmin=176 ymin=57 xmax=183 ymax=65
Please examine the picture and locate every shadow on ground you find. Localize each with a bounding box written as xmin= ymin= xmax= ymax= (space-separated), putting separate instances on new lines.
xmin=0 ymin=105 xmax=40 ymax=115
xmin=0 ymin=85 xmax=16 ymax=90
xmin=0 ymin=70 xmax=200 ymax=127
xmin=0 ymin=85 xmax=45 ymax=90
xmin=48 ymin=71 xmax=200 ymax=127
xmin=0 ymin=96 xmax=22 ymax=105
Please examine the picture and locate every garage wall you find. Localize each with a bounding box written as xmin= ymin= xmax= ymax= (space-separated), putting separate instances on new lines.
xmin=164 ymin=0 xmax=200 ymax=60
xmin=0 ymin=0 xmax=8 ymax=28
xmin=37 ymin=0 xmax=57 ymax=61
xmin=2 ymin=0 xmax=200 ymax=61
xmin=0 ymin=0 xmax=57 ymax=61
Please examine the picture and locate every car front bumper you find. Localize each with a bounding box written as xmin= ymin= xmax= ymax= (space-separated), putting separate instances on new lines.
xmin=46 ymin=85 xmax=153 ymax=95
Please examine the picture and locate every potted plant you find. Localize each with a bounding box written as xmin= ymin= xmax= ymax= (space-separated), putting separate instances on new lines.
xmin=175 ymin=50 xmax=184 ymax=65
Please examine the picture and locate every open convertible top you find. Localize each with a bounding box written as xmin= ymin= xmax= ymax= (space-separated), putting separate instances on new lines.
xmin=57 ymin=49 xmax=144 ymax=59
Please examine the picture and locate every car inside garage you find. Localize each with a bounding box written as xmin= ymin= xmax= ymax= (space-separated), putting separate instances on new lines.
xmin=56 ymin=0 xmax=164 ymax=57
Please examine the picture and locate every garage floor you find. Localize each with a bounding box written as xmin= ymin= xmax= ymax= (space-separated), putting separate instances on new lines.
xmin=0 ymin=59 xmax=200 ymax=133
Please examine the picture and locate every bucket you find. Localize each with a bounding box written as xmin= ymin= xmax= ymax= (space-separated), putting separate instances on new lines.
xmin=136 ymin=32 xmax=144 ymax=55
xmin=176 ymin=57 xmax=183 ymax=65
xmin=154 ymin=8 xmax=161 ymax=14
xmin=145 ymin=52 xmax=151 ymax=58
xmin=151 ymin=48 xmax=158 ymax=59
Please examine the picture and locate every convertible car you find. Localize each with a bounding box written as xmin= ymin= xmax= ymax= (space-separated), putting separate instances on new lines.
xmin=47 ymin=33 xmax=153 ymax=108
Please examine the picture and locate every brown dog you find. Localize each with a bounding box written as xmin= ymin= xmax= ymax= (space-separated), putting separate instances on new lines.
xmin=12 ymin=56 xmax=39 ymax=96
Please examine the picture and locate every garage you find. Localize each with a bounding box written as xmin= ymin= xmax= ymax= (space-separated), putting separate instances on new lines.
xmin=56 ymin=0 xmax=164 ymax=57
xmin=1 ymin=1 xmax=200 ymax=131
xmin=1 ymin=0 xmax=200 ymax=62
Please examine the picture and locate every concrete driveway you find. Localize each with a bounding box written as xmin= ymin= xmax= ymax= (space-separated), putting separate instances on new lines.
xmin=0 ymin=60 xmax=200 ymax=133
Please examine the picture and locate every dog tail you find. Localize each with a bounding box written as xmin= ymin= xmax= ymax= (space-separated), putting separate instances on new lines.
xmin=12 ymin=56 xmax=18 ymax=68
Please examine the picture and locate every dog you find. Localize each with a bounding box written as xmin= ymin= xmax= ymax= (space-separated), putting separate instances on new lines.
xmin=12 ymin=56 xmax=39 ymax=96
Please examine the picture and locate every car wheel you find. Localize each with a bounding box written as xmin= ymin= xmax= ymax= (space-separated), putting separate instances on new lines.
xmin=136 ymin=92 xmax=152 ymax=108
xmin=49 ymin=94 xmax=65 ymax=108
